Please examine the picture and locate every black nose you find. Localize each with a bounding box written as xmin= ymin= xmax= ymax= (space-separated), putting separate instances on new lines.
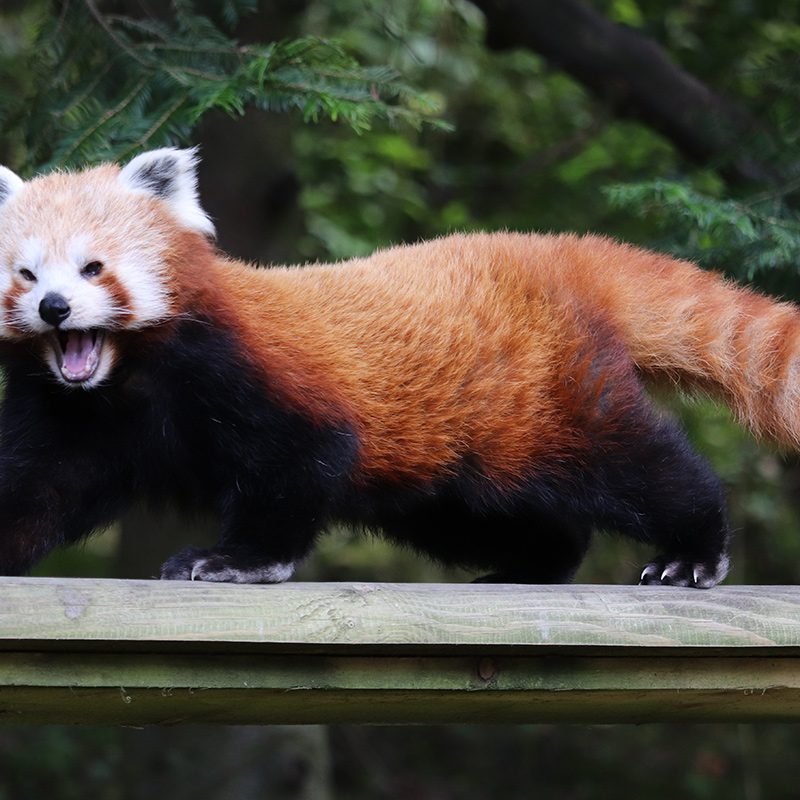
xmin=39 ymin=293 xmax=71 ymax=327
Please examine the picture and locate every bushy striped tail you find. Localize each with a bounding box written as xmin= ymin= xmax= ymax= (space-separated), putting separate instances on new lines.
xmin=563 ymin=235 xmax=800 ymax=448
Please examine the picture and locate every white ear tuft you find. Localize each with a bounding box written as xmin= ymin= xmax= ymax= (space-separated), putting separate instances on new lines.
xmin=118 ymin=147 xmax=215 ymax=237
xmin=0 ymin=166 xmax=24 ymax=209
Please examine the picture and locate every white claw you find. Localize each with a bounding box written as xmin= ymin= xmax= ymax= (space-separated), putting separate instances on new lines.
xmin=660 ymin=568 xmax=669 ymax=581
xmin=693 ymin=568 xmax=700 ymax=585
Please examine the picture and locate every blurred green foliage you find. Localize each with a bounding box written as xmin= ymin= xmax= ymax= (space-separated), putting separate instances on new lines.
xmin=3 ymin=721 xmax=800 ymax=798
xmin=296 ymin=0 xmax=679 ymax=258
xmin=0 ymin=0 xmax=443 ymax=174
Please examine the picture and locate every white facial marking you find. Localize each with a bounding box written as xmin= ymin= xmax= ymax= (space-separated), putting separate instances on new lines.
xmin=18 ymin=236 xmax=43 ymax=272
xmin=66 ymin=233 xmax=92 ymax=268
xmin=112 ymin=244 xmax=171 ymax=327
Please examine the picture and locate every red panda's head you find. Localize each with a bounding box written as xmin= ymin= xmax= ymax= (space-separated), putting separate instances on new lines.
xmin=0 ymin=148 xmax=214 ymax=388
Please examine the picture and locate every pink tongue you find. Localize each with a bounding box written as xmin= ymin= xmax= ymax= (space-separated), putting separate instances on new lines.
xmin=63 ymin=332 xmax=95 ymax=376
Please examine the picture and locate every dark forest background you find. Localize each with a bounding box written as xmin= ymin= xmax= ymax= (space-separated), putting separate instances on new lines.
xmin=3 ymin=0 xmax=800 ymax=797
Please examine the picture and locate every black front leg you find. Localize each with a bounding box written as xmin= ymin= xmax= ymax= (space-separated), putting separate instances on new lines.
xmin=160 ymin=495 xmax=323 ymax=584
xmin=0 ymin=486 xmax=67 ymax=575
xmin=0 ymin=368 xmax=138 ymax=576
xmin=0 ymin=455 xmax=132 ymax=575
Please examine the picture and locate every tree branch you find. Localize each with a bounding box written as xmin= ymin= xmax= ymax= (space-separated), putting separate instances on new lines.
xmin=469 ymin=0 xmax=777 ymax=185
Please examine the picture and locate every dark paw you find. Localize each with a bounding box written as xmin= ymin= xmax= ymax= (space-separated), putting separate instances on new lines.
xmin=159 ymin=546 xmax=295 ymax=584
xmin=639 ymin=553 xmax=729 ymax=588
xmin=159 ymin=546 xmax=210 ymax=580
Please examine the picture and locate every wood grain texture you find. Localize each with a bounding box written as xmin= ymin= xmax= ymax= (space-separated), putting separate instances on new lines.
xmin=2 ymin=578 xmax=800 ymax=650
xmin=2 ymin=578 xmax=800 ymax=724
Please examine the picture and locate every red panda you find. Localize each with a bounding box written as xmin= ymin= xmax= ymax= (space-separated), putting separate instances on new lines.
xmin=0 ymin=148 xmax=795 ymax=587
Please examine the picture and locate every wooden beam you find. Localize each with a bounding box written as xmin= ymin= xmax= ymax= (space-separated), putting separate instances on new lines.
xmin=1 ymin=577 xmax=800 ymax=724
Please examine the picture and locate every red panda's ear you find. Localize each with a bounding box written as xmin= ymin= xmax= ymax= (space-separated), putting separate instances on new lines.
xmin=0 ymin=166 xmax=23 ymax=209
xmin=118 ymin=147 xmax=215 ymax=238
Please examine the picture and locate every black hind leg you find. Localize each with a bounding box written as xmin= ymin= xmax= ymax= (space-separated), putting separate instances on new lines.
xmin=600 ymin=416 xmax=730 ymax=589
xmin=378 ymin=501 xmax=592 ymax=585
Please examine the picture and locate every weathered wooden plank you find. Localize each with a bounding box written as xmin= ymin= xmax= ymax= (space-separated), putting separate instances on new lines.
xmin=2 ymin=652 xmax=799 ymax=724
xmin=1 ymin=577 xmax=800 ymax=652
xmin=2 ymin=578 xmax=800 ymax=724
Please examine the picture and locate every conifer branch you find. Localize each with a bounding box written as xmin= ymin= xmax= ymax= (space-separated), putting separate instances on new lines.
xmin=2 ymin=1 xmax=444 ymax=172
xmin=57 ymin=75 xmax=152 ymax=166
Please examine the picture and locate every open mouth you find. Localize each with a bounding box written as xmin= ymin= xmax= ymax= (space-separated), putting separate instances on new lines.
xmin=50 ymin=329 xmax=106 ymax=384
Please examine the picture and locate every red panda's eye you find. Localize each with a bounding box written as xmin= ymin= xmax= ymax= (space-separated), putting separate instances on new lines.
xmin=19 ymin=268 xmax=36 ymax=282
xmin=81 ymin=260 xmax=104 ymax=278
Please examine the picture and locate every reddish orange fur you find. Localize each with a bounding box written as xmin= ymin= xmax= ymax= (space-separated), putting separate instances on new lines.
xmin=162 ymin=231 xmax=800 ymax=485
xmin=97 ymin=270 xmax=132 ymax=321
